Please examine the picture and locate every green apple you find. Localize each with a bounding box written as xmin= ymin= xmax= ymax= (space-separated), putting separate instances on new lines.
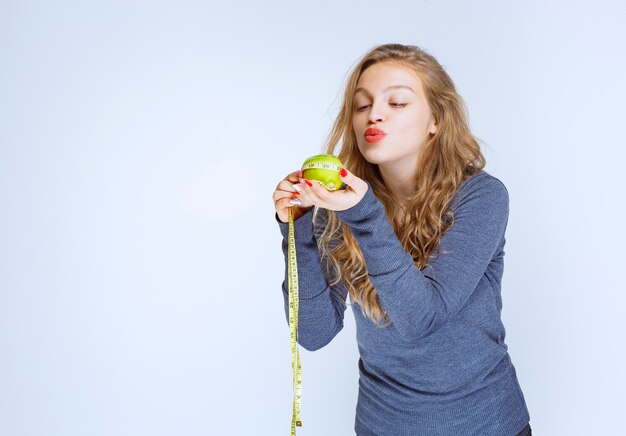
xmin=301 ymin=154 xmax=344 ymax=191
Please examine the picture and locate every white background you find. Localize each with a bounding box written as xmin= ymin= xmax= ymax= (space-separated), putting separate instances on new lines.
xmin=1 ymin=1 xmax=625 ymax=435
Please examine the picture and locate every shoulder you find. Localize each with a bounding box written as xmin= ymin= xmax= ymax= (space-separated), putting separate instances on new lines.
xmin=451 ymin=169 xmax=509 ymax=211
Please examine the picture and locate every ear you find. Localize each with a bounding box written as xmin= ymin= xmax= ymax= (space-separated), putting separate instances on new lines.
xmin=428 ymin=118 xmax=437 ymax=135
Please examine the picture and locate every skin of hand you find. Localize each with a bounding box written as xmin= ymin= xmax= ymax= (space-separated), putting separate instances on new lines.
xmin=273 ymin=168 xmax=369 ymax=223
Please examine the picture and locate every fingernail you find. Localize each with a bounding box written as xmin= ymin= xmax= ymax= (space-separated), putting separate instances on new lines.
xmin=289 ymin=199 xmax=302 ymax=205
xmin=296 ymin=169 xmax=302 ymax=178
xmin=305 ymin=180 xmax=313 ymax=187
xmin=292 ymin=184 xmax=302 ymax=192
xmin=340 ymin=168 xmax=347 ymax=177
xmin=299 ymin=178 xmax=307 ymax=187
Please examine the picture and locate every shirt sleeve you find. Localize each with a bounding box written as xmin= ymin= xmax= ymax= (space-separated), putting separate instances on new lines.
xmin=276 ymin=208 xmax=349 ymax=351
xmin=334 ymin=172 xmax=509 ymax=343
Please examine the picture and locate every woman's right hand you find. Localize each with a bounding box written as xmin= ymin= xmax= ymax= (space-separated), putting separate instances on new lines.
xmin=273 ymin=169 xmax=314 ymax=223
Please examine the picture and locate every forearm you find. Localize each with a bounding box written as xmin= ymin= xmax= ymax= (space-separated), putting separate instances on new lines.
xmin=335 ymin=175 xmax=509 ymax=342
xmin=335 ymin=192 xmax=444 ymax=342
xmin=277 ymin=208 xmax=347 ymax=351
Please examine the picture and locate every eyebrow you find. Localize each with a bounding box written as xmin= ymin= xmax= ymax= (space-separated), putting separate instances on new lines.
xmin=354 ymin=85 xmax=416 ymax=96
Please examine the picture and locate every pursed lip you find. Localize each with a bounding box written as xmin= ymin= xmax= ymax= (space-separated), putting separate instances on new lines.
xmin=364 ymin=127 xmax=386 ymax=137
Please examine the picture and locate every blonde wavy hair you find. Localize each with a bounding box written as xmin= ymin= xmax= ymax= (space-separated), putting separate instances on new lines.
xmin=313 ymin=43 xmax=485 ymax=327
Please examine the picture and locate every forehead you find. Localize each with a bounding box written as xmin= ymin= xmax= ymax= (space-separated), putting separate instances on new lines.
xmin=354 ymin=62 xmax=422 ymax=96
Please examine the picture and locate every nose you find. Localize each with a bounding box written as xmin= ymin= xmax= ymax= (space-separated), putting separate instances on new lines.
xmin=367 ymin=101 xmax=385 ymax=124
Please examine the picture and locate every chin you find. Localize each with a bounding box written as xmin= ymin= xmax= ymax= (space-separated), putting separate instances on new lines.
xmin=359 ymin=147 xmax=390 ymax=165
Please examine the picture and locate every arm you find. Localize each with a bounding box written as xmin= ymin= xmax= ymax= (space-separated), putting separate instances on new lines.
xmin=335 ymin=172 xmax=509 ymax=343
xmin=276 ymin=207 xmax=349 ymax=351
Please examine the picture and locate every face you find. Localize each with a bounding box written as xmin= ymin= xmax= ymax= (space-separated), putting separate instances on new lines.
xmin=352 ymin=61 xmax=437 ymax=168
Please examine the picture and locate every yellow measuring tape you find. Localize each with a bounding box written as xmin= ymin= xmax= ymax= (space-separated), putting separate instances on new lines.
xmin=287 ymin=206 xmax=303 ymax=435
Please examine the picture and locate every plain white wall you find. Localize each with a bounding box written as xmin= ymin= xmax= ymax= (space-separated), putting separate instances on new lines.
xmin=1 ymin=1 xmax=625 ymax=435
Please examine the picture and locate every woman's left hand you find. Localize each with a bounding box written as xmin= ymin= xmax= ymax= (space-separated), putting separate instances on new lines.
xmin=296 ymin=168 xmax=369 ymax=212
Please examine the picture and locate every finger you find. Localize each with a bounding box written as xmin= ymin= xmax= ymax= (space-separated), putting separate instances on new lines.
xmin=274 ymin=180 xmax=304 ymax=199
xmin=274 ymin=199 xmax=294 ymax=221
xmin=274 ymin=170 xmax=303 ymax=194
xmin=276 ymin=180 xmax=313 ymax=207
xmin=299 ymin=177 xmax=328 ymax=205
xmin=339 ymin=168 xmax=368 ymax=193
xmin=285 ymin=169 xmax=303 ymax=183
xmin=275 ymin=194 xmax=303 ymax=209
xmin=272 ymin=186 xmax=302 ymax=203
xmin=277 ymin=179 xmax=303 ymax=195
xmin=277 ymin=196 xmax=301 ymax=209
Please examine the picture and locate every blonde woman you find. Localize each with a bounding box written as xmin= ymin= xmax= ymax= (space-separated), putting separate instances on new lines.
xmin=272 ymin=43 xmax=532 ymax=436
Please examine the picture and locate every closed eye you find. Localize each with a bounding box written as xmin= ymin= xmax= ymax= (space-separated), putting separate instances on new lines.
xmin=356 ymin=103 xmax=407 ymax=111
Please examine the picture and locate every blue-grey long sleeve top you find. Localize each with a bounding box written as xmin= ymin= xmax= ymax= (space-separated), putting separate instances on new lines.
xmin=276 ymin=170 xmax=531 ymax=435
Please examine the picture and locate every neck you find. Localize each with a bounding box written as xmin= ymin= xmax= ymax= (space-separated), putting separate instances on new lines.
xmin=377 ymin=159 xmax=418 ymax=207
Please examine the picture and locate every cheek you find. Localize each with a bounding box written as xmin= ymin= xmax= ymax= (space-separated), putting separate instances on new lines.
xmin=352 ymin=117 xmax=366 ymax=137
xmin=351 ymin=124 xmax=363 ymax=148
xmin=403 ymin=109 xmax=432 ymax=135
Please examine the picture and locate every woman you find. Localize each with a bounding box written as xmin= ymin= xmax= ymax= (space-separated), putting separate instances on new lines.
xmin=272 ymin=43 xmax=532 ymax=436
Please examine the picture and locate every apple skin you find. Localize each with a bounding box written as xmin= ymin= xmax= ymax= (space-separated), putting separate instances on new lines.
xmin=301 ymin=154 xmax=344 ymax=191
